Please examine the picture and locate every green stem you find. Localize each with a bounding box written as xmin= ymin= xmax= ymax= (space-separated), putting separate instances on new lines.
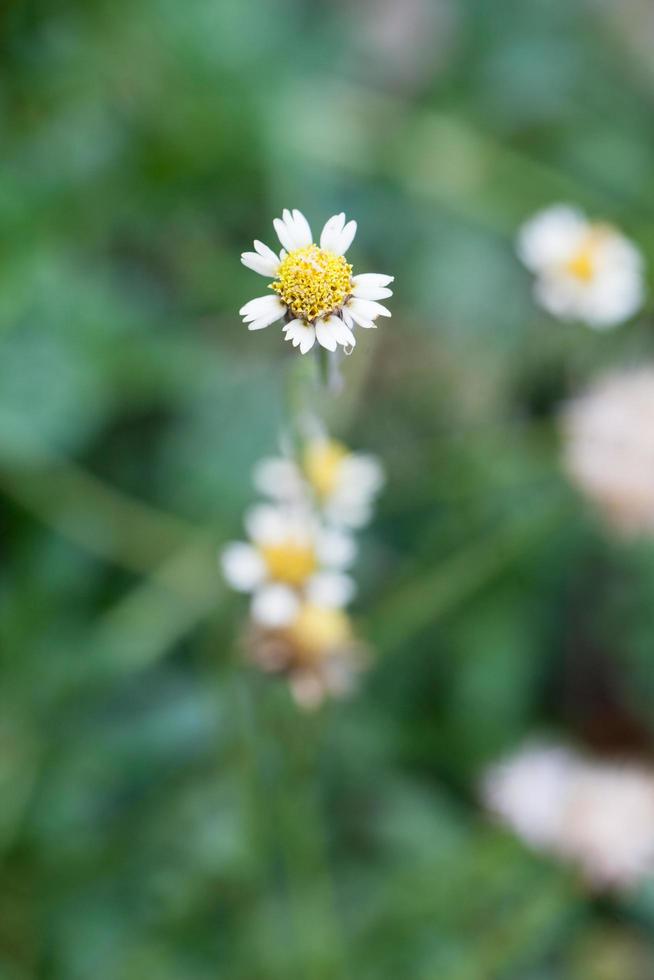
xmin=269 ymin=690 xmax=348 ymax=980
xmin=285 ymin=354 xmax=320 ymax=452
xmin=260 ymin=350 xmax=348 ymax=978
xmin=317 ymin=346 xmax=330 ymax=389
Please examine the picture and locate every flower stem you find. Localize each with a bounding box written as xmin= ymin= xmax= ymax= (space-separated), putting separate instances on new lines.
xmin=327 ymin=351 xmax=344 ymax=393
xmin=317 ymin=346 xmax=330 ymax=389
xmin=285 ymin=355 xmax=318 ymax=452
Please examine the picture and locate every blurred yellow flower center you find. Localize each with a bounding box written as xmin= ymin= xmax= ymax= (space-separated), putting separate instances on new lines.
xmin=271 ymin=245 xmax=352 ymax=322
xmin=260 ymin=540 xmax=317 ymax=586
xmin=565 ymin=226 xmax=611 ymax=283
xmin=288 ymin=604 xmax=351 ymax=660
xmin=304 ymin=440 xmax=348 ymax=498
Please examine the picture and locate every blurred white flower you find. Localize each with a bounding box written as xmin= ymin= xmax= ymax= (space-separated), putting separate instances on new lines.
xmin=248 ymin=601 xmax=366 ymax=710
xmin=221 ymin=504 xmax=355 ymax=627
xmin=240 ymin=209 xmax=393 ymax=353
xmin=562 ymin=367 xmax=654 ymax=535
xmin=223 ymin=425 xmax=383 ymax=705
xmin=254 ymin=436 xmax=384 ymax=529
xmin=517 ymin=204 xmax=644 ymax=329
xmin=483 ymin=741 xmax=654 ymax=891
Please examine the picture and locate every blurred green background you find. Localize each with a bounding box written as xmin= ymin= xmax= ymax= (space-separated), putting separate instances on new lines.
xmin=4 ymin=0 xmax=654 ymax=976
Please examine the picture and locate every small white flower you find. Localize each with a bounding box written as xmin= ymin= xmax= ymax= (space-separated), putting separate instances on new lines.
xmin=562 ymin=367 xmax=654 ymax=535
xmin=517 ymin=204 xmax=645 ymax=329
xmin=240 ymin=209 xmax=393 ymax=353
xmin=483 ymin=741 xmax=654 ymax=892
xmin=220 ymin=503 xmax=356 ymax=627
xmin=254 ymin=437 xmax=384 ymax=529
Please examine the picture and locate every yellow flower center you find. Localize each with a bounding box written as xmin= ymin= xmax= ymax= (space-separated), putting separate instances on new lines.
xmin=565 ymin=225 xmax=611 ymax=283
xmin=271 ymin=245 xmax=352 ymax=322
xmin=303 ymin=440 xmax=348 ymax=499
xmin=287 ymin=604 xmax=352 ymax=661
xmin=259 ymin=540 xmax=317 ymax=587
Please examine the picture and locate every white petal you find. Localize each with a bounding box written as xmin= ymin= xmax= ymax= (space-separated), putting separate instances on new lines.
xmin=291 ymin=209 xmax=313 ymax=248
xmin=517 ymin=205 xmax=588 ymax=272
xmin=345 ymin=455 xmax=385 ymax=493
xmin=282 ymin=208 xmax=311 ymax=249
xmin=323 ymin=453 xmax=384 ymax=528
xmin=328 ymin=315 xmax=356 ymax=348
xmin=283 ymin=318 xmax=316 ymax=354
xmin=240 ymin=240 xmax=280 ymax=277
xmin=351 ymin=283 xmax=393 ymax=300
xmin=241 ymin=295 xmax=286 ymax=331
xmin=251 ymin=584 xmax=300 ymax=628
xmin=245 ymin=504 xmax=288 ymax=545
xmin=349 ymin=298 xmax=391 ymax=319
xmin=579 ymin=272 xmax=645 ymax=329
xmin=341 ymin=307 xmax=354 ymax=329
xmin=299 ymin=326 xmax=317 ymax=354
xmin=220 ymin=543 xmax=265 ymax=592
xmin=274 ymin=209 xmax=312 ymax=252
xmin=331 ymin=219 xmax=357 ymax=256
xmin=241 ymin=253 xmax=277 ymax=277
xmin=346 ymin=304 xmax=376 ymax=329
xmin=352 ymin=273 xmax=394 ymax=288
xmin=533 ymin=277 xmax=577 ymax=321
xmin=324 ymin=500 xmax=372 ymax=529
xmin=315 ymin=317 xmax=338 ymax=352
xmin=240 ymin=295 xmax=282 ymax=318
xmin=307 ymin=572 xmax=356 ymax=608
xmin=320 ymin=213 xmax=345 ymax=252
xmin=273 ymin=216 xmax=297 ymax=253
xmin=253 ymin=458 xmax=304 ymax=501
xmin=247 ymin=307 xmax=287 ymax=331
xmin=316 ymin=528 xmax=356 ymax=568
xmin=254 ymin=239 xmax=279 ymax=261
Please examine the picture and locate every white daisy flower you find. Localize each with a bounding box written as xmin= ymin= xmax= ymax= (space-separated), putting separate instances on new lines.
xmin=562 ymin=367 xmax=654 ymax=535
xmin=240 ymin=209 xmax=393 ymax=353
xmin=517 ymin=204 xmax=645 ymax=329
xmin=220 ymin=504 xmax=356 ymax=628
xmin=247 ymin=601 xmax=367 ymax=710
xmin=254 ymin=437 xmax=384 ymax=529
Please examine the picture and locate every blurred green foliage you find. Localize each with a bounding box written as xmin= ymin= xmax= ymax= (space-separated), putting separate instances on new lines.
xmin=4 ymin=0 xmax=654 ymax=977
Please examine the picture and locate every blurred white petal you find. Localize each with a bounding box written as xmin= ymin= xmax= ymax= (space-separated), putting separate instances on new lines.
xmin=245 ymin=504 xmax=288 ymax=545
xmin=253 ymin=457 xmax=303 ymax=501
xmin=316 ymin=528 xmax=356 ymax=568
xmin=251 ymin=584 xmax=300 ymax=627
xmin=307 ymin=572 xmax=356 ymax=608
xmin=220 ymin=542 xmax=265 ymax=592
